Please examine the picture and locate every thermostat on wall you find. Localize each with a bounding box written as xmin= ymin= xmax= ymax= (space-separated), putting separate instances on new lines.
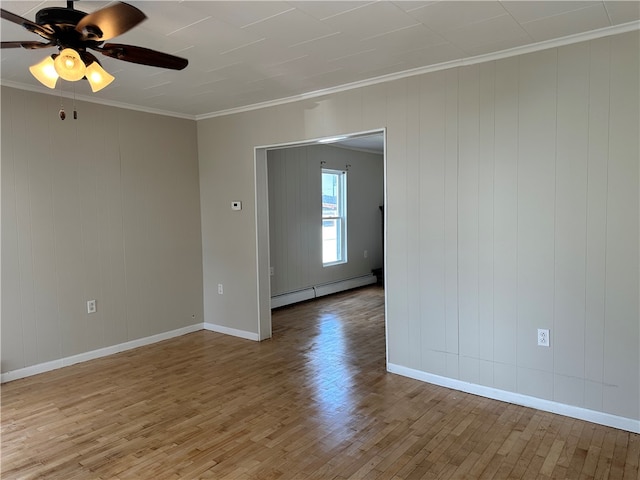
xmin=231 ymin=201 xmax=242 ymax=211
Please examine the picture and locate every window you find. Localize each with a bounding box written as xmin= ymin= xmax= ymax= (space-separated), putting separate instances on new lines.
xmin=322 ymin=169 xmax=347 ymax=265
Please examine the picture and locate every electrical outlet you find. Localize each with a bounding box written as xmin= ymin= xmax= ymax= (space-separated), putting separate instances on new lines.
xmin=218 ymin=284 xmax=223 ymax=294
xmin=537 ymin=328 xmax=550 ymax=347
xmin=87 ymin=299 xmax=97 ymax=314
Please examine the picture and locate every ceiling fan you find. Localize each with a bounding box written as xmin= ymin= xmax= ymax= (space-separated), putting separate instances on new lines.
xmin=1 ymin=1 xmax=188 ymax=92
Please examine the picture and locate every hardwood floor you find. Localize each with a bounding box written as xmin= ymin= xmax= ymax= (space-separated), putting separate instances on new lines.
xmin=1 ymin=286 xmax=638 ymax=479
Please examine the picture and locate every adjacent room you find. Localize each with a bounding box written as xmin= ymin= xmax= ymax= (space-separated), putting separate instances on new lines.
xmin=1 ymin=1 xmax=638 ymax=478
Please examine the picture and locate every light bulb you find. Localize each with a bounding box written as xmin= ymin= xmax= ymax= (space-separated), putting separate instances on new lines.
xmin=85 ymin=62 xmax=115 ymax=92
xmin=54 ymin=48 xmax=86 ymax=81
xmin=29 ymin=56 xmax=59 ymax=89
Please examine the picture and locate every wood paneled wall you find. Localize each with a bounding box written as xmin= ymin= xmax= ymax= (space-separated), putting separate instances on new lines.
xmin=198 ymin=32 xmax=639 ymax=422
xmin=267 ymin=144 xmax=383 ymax=296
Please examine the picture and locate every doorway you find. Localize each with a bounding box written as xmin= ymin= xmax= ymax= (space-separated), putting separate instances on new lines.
xmin=253 ymin=129 xmax=387 ymax=345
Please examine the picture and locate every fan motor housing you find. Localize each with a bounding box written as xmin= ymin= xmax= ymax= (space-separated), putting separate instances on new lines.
xmin=35 ymin=7 xmax=86 ymax=28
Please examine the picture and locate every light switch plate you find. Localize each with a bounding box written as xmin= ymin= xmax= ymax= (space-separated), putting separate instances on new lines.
xmin=231 ymin=201 xmax=242 ymax=211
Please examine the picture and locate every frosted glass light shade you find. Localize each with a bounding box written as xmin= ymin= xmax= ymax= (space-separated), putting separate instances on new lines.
xmin=29 ymin=56 xmax=59 ymax=89
xmin=85 ymin=62 xmax=115 ymax=92
xmin=54 ymin=48 xmax=86 ymax=81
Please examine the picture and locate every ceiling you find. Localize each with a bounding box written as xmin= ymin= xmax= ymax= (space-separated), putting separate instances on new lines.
xmin=1 ymin=1 xmax=638 ymax=119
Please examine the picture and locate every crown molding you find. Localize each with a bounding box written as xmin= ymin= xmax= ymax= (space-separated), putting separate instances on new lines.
xmin=2 ymin=21 xmax=637 ymax=121
xmin=0 ymin=80 xmax=197 ymax=121
xmin=195 ymin=20 xmax=639 ymax=121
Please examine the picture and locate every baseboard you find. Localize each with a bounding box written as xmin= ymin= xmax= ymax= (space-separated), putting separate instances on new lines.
xmin=2 ymin=321 xmax=260 ymax=383
xmin=314 ymin=274 xmax=377 ymax=297
xmin=387 ymin=363 xmax=640 ymax=434
xmin=271 ymin=273 xmax=377 ymax=308
xmin=271 ymin=288 xmax=315 ymax=309
xmin=1 ymin=324 xmax=203 ymax=384
xmin=203 ymin=322 xmax=260 ymax=341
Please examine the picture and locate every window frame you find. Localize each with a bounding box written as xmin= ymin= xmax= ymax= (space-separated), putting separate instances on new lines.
xmin=321 ymin=168 xmax=347 ymax=266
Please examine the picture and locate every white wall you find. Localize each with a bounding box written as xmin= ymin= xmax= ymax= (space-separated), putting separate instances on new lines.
xmin=268 ymin=144 xmax=383 ymax=296
xmin=198 ymin=32 xmax=639 ymax=423
xmin=1 ymin=87 xmax=203 ymax=374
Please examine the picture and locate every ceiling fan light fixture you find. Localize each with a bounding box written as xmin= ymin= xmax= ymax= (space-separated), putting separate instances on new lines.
xmin=85 ymin=61 xmax=115 ymax=92
xmin=3 ymin=2 xmax=188 ymax=96
xmin=29 ymin=55 xmax=59 ymax=89
xmin=54 ymin=48 xmax=86 ymax=81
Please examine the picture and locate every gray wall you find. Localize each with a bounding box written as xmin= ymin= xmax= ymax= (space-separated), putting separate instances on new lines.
xmin=268 ymin=144 xmax=383 ymax=296
xmin=1 ymin=30 xmax=637 ymax=425
xmin=1 ymin=87 xmax=203 ymax=373
xmin=198 ymin=32 xmax=639 ymax=421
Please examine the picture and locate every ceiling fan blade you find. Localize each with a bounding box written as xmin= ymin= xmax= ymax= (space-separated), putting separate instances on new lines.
xmin=1 ymin=40 xmax=54 ymax=49
xmin=98 ymin=43 xmax=188 ymax=70
xmin=75 ymin=2 xmax=146 ymax=41
xmin=1 ymin=8 xmax=54 ymax=39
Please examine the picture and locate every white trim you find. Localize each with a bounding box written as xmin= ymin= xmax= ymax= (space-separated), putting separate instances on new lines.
xmin=381 ymin=130 xmax=388 ymax=369
xmin=254 ymin=128 xmax=386 ymax=340
xmin=3 ymin=23 xmax=636 ymax=121
xmin=195 ymin=21 xmax=639 ymax=120
xmin=255 ymin=128 xmax=386 ymax=152
xmin=387 ymin=363 xmax=640 ymax=434
xmin=1 ymin=322 xmax=261 ymax=383
xmin=254 ymin=147 xmax=272 ymax=341
xmin=1 ymin=324 xmax=202 ymax=383
xmin=203 ymin=322 xmax=260 ymax=342
xmin=0 ymin=80 xmax=196 ymax=121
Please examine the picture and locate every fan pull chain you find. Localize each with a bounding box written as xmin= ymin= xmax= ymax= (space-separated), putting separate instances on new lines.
xmin=73 ymin=86 xmax=78 ymax=120
xmin=58 ymin=83 xmax=66 ymax=120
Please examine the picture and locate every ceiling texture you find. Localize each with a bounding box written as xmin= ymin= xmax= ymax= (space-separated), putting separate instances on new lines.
xmin=1 ymin=1 xmax=638 ymax=120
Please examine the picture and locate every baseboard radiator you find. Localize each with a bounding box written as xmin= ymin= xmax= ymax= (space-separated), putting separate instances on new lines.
xmin=271 ymin=273 xmax=377 ymax=309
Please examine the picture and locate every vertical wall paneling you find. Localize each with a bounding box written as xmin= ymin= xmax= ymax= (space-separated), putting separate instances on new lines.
xmin=362 ymin=84 xmax=387 ymax=132
xmin=458 ymin=65 xmax=481 ymax=384
xmin=583 ymin=37 xmax=610 ymax=412
xmin=286 ymin=148 xmax=303 ymax=289
xmin=386 ymin=79 xmax=410 ymax=367
xmin=267 ymin=144 xmax=383 ymax=298
xmin=478 ymin=61 xmax=496 ymax=387
xmin=268 ymin=150 xmax=284 ymax=293
xmin=419 ymin=71 xmax=447 ymax=376
xmin=516 ymin=49 xmax=557 ymax=400
xmin=197 ymin=31 xmax=639 ymax=425
xmin=406 ymin=76 xmax=422 ymax=370
xmin=553 ymin=42 xmax=590 ymax=407
xmin=492 ymin=57 xmax=519 ymax=392
xmin=602 ymin=32 xmax=640 ymax=420
xmin=444 ymin=69 xmax=460 ymax=378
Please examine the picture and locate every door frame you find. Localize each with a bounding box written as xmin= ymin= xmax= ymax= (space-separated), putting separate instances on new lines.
xmin=253 ymin=128 xmax=387 ymax=346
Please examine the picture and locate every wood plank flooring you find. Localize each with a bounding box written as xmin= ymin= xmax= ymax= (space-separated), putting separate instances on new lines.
xmin=1 ymin=286 xmax=638 ymax=479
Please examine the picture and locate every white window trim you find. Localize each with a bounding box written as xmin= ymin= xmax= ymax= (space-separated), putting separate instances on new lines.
xmin=322 ymin=168 xmax=347 ymax=266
